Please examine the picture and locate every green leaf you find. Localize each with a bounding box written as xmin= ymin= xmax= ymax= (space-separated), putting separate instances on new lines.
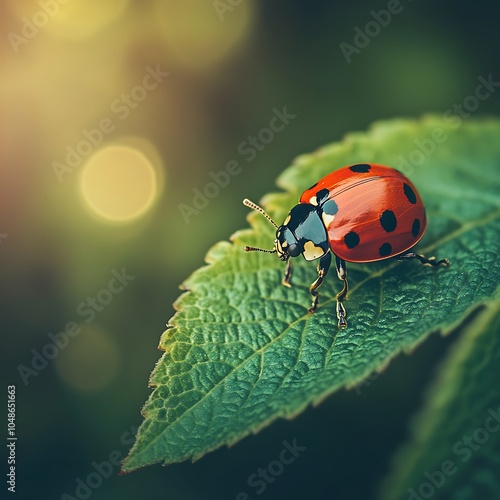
xmin=379 ymin=301 xmax=500 ymax=500
xmin=122 ymin=116 xmax=500 ymax=472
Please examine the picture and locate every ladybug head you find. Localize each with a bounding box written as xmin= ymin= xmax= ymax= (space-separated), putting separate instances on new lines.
xmin=275 ymin=226 xmax=301 ymax=261
xmin=243 ymin=199 xmax=329 ymax=262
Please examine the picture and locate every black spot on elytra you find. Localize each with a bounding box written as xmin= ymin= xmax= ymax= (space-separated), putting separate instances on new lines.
xmin=323 ymin=199 xmax=338 ymax=215
xmin=380 ymin=210 xmax=397 ymax=232
xmin=412 ymin=218 xmax=421 ymax=237
xmin=307 ymin=181 xmax=318 ymax=191
xmin=349 ymin=163 xmax=371 ymax=173
xmin=316 ymin=188 xmax=330 ymax=204
xmin=379 ymin=242 xmax=392 ymax=257
xmin=404 ymin=183 xmax=417 ymax=204
xmin=344 ymin=231 xmax=360 ymax=248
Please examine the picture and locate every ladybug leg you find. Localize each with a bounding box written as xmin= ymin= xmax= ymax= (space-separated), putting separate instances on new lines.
xmin=335 ymin=256 xmax=348 ymax=328
xmin=308 ymin=252 xmax=332 ymax=314
xmin=397 ymin=251 xmax=450 ymax=268
xmin=282 ymin=259 xmax=293 ymax=288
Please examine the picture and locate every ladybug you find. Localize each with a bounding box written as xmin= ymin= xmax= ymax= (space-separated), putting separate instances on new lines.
xmin=243 ymin=163 xmax=449 ymax=328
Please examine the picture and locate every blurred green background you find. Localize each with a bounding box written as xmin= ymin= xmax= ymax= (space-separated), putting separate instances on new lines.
xmin=1 ymin=1 xmax=499 ymax=499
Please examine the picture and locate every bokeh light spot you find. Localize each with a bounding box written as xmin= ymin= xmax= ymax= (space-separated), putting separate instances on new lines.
xmin=154 ymin=0 xmax=254 ymax=69
xmin=55 ymin=326 xmax=120 ymax=392
xmin=115 ymin=137 xmax=166 ymax=198
xmin=80 ymin=145 xmax=158 ymax=222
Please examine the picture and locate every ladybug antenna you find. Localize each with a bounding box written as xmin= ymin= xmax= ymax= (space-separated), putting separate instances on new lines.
xmin=243 ymin=198 xmax=278 ymax=229
xmin=243 ymin=198 xmax=278 ymax=254
xmin=244 ymin=245 xmax=276 ymax=254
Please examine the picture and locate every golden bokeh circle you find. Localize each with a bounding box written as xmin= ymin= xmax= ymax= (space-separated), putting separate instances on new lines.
xmin=154 ymin=0 xmax=254 ymax=69
xmin=80 ymin=145 xmax=158 ymax=223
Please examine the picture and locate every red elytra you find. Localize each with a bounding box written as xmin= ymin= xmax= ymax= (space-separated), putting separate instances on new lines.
xmin=299 ymin=163 xmax=427 ymax=262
